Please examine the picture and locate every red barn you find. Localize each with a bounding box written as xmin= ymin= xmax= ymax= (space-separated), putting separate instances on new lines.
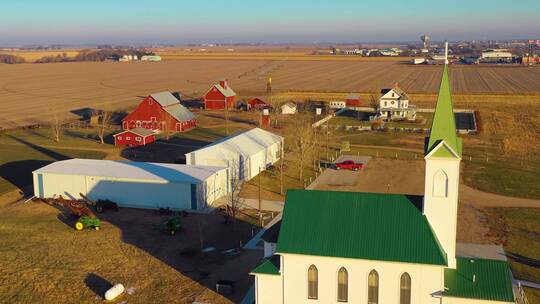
xmin=113 ymin=128 xmax=156 ymax=147
xmin=204 ymin=79 xmax=236 ymax=110
xmin=122 ymin=91 xmax=196 ymax=132
xmin=247 ymin=98 xmax=272 ymax=111
xmin=345 ymin=93 xmax=361 ymax=107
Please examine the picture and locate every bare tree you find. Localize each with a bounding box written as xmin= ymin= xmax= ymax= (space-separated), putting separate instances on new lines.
xmin=288 ymin=115 xmax=315 ymax=181
xmin=226 ymin=160 xmax=243 ymax=225
xmin=96 ymin=110 xmax=112 ymax=144
xmin=50 ymin=112 xmax=62 ymax=143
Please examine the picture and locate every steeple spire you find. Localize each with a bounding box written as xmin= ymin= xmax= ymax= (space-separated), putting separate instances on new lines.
xmin=425 ymin=49 xmax=461 ymax=158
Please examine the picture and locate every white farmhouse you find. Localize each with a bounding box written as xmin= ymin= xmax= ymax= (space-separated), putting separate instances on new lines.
xmin=281 ymin=102 xmax=297 ymax=115
xmin=251 ymin=64 xmax=516 ymax=304
xmin=185 ymin=127 xmax=283 ymax=181
xmin=329 ymin=100 xmax=346 ymax=109
xmin=33 ymin=159 xmax=228 ymax=211
xmin=378 ymin=86 xmax=416 ymax=121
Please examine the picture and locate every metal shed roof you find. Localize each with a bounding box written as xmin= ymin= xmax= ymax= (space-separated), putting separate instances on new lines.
xmin=33 ymin=159 xmax=225 ymax=184
xmin=187 ymin=127 xmax=283 ymax=159
xmin=113 ymin=128 xmax=155 ymax=137
xmin=151 ymin=91 xmax=180 ymax=107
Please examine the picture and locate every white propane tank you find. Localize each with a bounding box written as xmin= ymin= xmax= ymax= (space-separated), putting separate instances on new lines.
xmin=104 ymin=283 xmax=125 ymax=301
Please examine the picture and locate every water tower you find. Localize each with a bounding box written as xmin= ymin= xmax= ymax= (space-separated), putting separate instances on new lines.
xmin=421 ymin=35 xmax=430 ymax=53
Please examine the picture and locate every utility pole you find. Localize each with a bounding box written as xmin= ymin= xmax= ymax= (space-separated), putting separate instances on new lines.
xmin=258 ymin=166 xmax=262 ymax=213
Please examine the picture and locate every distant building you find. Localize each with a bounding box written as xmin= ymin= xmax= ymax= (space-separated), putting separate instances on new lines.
xmin=481 ymin=49 xmax=514 ymax=63
xmin=248 ymin=98 xmax=271 ymax=111
xmin=122 ymin=91 xmax=197 ymax=132
xmin=329 ymin=101 xmax=346 ymax=109
xmin=185 ymin=127 xmax=283 ymax=182
xmin=378 ymin=87 xmax=416 ymax=121
xmin=345 ymin=93 xmax=361 ymax=107
xmin=140 ymin=55 xmax=162 ymax=61
xmin=281 ymin=102 xmax=297 ymax=115
xmin=412 ymin=58 xmax=427 ymax=65
xmin=204 ymin=78 xmax=237 ymax=110
xmin=33 ymin=159 xmax=228 ymax=211
xmin=113 ymin=128 xmax=156 ymax=147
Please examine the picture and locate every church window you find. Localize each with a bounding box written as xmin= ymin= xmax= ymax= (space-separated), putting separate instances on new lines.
xmin=308 ymin=265 xmax=318 ymax=299
xmin=337 ymin=267 xmax=348 ymax=302
xmin=433 ymin=169 xmax=448 ymax=197
xmin=368 ymin=270 xmax=379 ymax=304
xmin=400 ymin=273 xmax=411 ymax=304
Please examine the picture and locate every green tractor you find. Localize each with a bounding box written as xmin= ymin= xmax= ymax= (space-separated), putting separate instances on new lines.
xmin=75 ymin=216 xmax=101 ymax=231
xmin=160 ymin=216 xmax=182 ymax=235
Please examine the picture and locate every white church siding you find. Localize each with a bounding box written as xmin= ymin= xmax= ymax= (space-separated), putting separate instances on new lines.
xmin=423 ymin=156 xmax=461 ymax=269
xmin=280 ymin=253 xmax=444 ymax=304
xmin=255 ymin=274 xmax=283 ymax=304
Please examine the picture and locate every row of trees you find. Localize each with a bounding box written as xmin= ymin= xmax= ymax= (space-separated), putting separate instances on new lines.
xmin=0 ymin=54 xmax=25 ymax=64
xmin=35 ymin=49 xmax=154 ymax=63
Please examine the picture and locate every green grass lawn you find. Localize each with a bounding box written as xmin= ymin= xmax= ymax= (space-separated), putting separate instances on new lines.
xmin=485 ymin=208 xmax=540 ymax=302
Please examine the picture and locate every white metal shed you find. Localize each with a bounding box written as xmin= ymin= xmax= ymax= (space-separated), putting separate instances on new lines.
xmin=33 ymin=159 xmax=228 ymax=211
xmin=185 ymin=128 xmax=284 ymax=181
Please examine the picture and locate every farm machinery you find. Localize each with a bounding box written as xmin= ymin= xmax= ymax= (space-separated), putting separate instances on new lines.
xmin=158 ymin=216 xmax=182 ymax=235
xmin=75 ymin=216 xmax=101 ymax=231
xmin=55 ymin=195 xmax=101 ymax=231
xmin=79 ymin=193 xmax=119 ymax=213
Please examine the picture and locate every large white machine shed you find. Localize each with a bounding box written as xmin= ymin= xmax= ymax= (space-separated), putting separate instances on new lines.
xmin=33 ymin=159 xmax=228 ymax=211
xmin=185 ymin=128 xmax=284 ymax=181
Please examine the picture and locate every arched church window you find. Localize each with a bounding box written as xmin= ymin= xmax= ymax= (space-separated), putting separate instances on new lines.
xmin=337 ymin=267 xmax=348 ymax=302
xmin=308 ymin=265 xmax=318 ymax=299
xmin=400 ymin=273 xmax=411 ymax=304
xmin=433 ymin=169 xmax=448 ymax=197
xmin=368 ymin=270 xmax=379 ymax=304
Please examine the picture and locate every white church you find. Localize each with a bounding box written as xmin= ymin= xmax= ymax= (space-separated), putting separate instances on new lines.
xmin=251 ymin=56 xmax=517 ymax=303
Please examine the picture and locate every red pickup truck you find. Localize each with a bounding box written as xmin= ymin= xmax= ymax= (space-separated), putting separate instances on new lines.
xmin=335 ymin=160 xmax=363 ymax=171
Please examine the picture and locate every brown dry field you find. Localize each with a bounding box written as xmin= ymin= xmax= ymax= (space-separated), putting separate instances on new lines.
xmin=1 ymin=60 xmax=539 ymax=129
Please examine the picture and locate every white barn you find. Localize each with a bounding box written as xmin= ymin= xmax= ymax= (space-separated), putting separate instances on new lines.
xmin=33 ymin=159 xmax=228 ymax=211
xmin=185 ymin=128 xmax=284 ymax=181
xmin=281 ymin=102 xmax=297 ymax=115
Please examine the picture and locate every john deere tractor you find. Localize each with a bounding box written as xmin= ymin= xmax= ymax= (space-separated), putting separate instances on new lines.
xmin=75 ymin=216 xmax=101 ymax=231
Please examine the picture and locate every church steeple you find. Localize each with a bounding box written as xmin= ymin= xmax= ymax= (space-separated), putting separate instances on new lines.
xmin=425 ymin=43 xmax=461 ymax=159
xmin=423 ymin=41 xmax=461 ymax=269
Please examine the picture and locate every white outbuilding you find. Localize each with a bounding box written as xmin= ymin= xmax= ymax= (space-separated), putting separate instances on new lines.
xmin=185 ymin=128 xmax=284 ymax=181
xmin=33 ymin=159 xmax=228 ymax=211
xmin=281 ymin=102 xmax=297 ymax=115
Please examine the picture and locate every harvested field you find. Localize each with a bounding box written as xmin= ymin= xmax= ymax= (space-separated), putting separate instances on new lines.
xmin=1 ymin=60 xmax=539 ymax=128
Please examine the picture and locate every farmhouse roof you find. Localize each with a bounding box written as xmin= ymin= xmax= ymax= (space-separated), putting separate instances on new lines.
xmin=381 ymin=87 xmax=409 ymax=100
xmin=443 ymin=257 xmax=514 ymax=302
xmin=282 ymin=102 xmax=296 ymax=109
xmin=425 ymin=64 xmax=462 ymax=157
xmin=114 ymin=128 xmax=155 ymax=137
xmin=151 ymin=91 xmax=180 ymax=107
xmin=149 ymin=91 xmax=195 ymax=122
xmin=33 ymin=159 xmax=225 ymax=184
xmin=186 ymin=127 xmax=283 ymax=159
xmin=276 ymin=189 xmax=447 ymax=266
xmin=346 ymin=93 xmax=360 ymax=100
xmin=213 ymin=82 xmax=236 ymax=97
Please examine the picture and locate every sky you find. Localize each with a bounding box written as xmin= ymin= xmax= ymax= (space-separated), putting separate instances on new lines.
xmin=1 ymin=0 xmax=539 ymax=45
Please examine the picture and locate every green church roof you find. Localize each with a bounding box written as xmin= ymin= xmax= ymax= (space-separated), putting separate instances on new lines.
xmin=426 ymin=65 xmax=462 ymax=157
xmin=275 ymin=190 xmax=447 ymax=266
xmin=251 ymin=255 xmax=281 ymax=275
xmin=444 ymin=257 xmax=515 ymax=302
